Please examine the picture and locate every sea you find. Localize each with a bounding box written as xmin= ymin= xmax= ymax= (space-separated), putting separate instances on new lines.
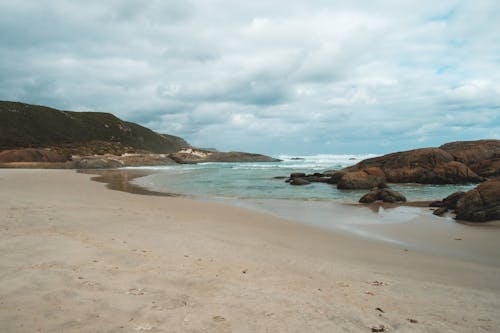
xmin=129 ymin=154 xmax=474 ymax=203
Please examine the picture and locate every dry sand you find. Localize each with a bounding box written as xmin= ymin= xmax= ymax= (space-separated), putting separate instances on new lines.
xmin=1 ymin=169 xmax=499 ymax=332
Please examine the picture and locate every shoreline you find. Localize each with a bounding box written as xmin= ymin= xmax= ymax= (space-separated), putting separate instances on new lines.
xmin=87 ymin=168 xmax=500 ymax=267
xmin=1 ymin=169 xmax=499 ymax=332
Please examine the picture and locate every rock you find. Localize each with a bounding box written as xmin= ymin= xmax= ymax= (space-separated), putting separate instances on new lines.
xmin=442 ymin=191 xmax=466 ymax=209
xmin=433 ymin=206 xmax=448 ymax=216
xmin=418 ymin=161 xmax=483 ymax=184
xmin=359 ymin=188 xmax=406 ymax=203
xmin=338 ymin=170 xmax=386 ymax=190
xmin=344 ymin=146 xmax=486 ymax=185
xmin=0 ymin=148 xmax=69 ymax=163
xmin=325 ymin=171 xmax=345 ymax=184
xmin=117 ymin=154 xmax=177 ymax=167
xmin=469 ymin=158 xmax=500 ymax=178
xmin=440 ymin=140 xmax=500 ymax=166
xmin=71 ymin=156 xmax=124 ymax=169
xmin=380 ymin=188 xmax=406 ymax=203
xmin=170 ymin=148 xmax=280 ymax=164
xmin=290 ymin=178 xmax=311 ymax=186
xmin=290 ymin=172 xmax=306 ymax=178
xmin=429 ymin=191 xmax=465 ymax=213
xmin=359 ymin=190 xmax=380 ymax=203
xmin=455 ymin=178 xmax=500 ymax=222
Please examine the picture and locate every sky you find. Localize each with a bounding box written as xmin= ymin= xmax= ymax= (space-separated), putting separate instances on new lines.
xmin=1 ymin=0 xmax=499 ymax=155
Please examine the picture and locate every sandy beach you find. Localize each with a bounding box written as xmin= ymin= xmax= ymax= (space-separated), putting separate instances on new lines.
xmin=1 ymin=169 xmax=499 ymax=332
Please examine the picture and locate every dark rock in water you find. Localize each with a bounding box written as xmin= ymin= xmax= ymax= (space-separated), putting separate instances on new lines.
xmin=325 ymin=171 xmax=345 ymax=184
xmin=348 ymin=157 xmax=357 ymax=160
xmin=290 ymin=178 xmax=311 ymax=186
xmin=359 ymin=190 xmax=380 ymax=203
xmin=290 ymin=172 xmax=306 ymax=178
xmin=273 ymin=176 xmax=288 ymax=179
xmin=380 ymin=188 xmax=406 ymax=203
xmin=337 ymin=168 xmax=386 ymax=190
xmin=359 ymin=188 xmax=406 ymax=203
xmin=290 ymin=157 xmax=305 ymax=160
xmin=455 ymin=178 xmax=500 ymax=222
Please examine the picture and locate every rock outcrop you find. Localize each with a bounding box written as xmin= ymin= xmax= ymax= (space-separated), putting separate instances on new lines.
xmin=343 ymin=146 xmax=484 ymax=185
xmin=359 ymin=188 xmax=407 ymax=203
xmin=455 ymin=178 xmax=500 ymax=222
xmin=170 ymin=148 xmax=280 ymax=164
xmin=0 ymin=148 xmax=69 ymax=163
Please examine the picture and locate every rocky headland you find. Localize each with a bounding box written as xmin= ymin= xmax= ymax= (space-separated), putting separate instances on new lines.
xmin=0 ymin=101 xmax=277 ymax=168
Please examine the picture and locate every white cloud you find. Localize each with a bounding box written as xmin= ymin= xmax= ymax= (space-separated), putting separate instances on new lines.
xmin=1 ymin=0 xmax=499 ymax=154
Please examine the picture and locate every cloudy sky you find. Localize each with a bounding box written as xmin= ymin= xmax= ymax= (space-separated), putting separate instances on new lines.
xmin=1 ymin=1 xmax=499 ymax=154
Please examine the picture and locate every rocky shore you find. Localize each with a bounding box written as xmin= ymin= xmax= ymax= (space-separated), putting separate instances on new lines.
xmin=283 ymin=140 xmax=500 ymax=223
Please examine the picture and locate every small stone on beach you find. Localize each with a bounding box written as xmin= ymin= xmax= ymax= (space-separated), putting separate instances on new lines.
xmin=371 ymin=324 xmax=387 ymax=332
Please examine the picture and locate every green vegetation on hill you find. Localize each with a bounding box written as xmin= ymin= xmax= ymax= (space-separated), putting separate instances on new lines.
xmin=0 ymin=101 xmax=190 ymax=154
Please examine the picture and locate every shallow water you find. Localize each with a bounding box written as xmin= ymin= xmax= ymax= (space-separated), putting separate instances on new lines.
xmin=129 ymin=154 xmax=475 ymax=202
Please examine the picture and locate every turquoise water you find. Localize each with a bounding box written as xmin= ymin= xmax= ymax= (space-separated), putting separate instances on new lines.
xmin=129 ymin=154 xmax=475 ymax=202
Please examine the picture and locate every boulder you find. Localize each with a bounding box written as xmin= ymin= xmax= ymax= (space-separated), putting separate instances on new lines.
xmin=455 ymin=178 xmax=500 ymax=222
xmin=337 ymin=170 xmax=386 ymax=190
xmin=430 ymin=191 xmax=466 ymax=216
xmin=290 ymin=172 xmax=306 ymax=178
xmin=290 ymin=178 xmax=311 ymax=186
xmin=359 ymin=188 xmax=407 ymax=203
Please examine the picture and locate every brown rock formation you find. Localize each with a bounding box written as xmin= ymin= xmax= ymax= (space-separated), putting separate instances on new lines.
xmin=359 ymin=188 xmax=407 ymax=203
xmin=0 ymin=149 xmax=69 ymax=163
xmin=455 ymin=178 xmax=500 ymax=222
xmin=170 ymin=149 xmax=280 ymax=164
xmin=343 ymin=146 xmax=484 ymax=185
xmin=337 ymin=170 xmax=386 ymax=190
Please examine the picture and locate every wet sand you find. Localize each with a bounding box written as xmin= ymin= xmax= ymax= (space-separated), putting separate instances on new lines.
xmin=1 ymin=169 xmax=499 ymax=332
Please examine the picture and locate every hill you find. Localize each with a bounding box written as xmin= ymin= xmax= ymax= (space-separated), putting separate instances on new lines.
xmin=0 ymin=101 xmax=190 ymax=154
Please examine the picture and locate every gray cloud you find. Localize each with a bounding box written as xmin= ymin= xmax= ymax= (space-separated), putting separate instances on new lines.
xmin=1 ymin=0 xmax=499 ymax=154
